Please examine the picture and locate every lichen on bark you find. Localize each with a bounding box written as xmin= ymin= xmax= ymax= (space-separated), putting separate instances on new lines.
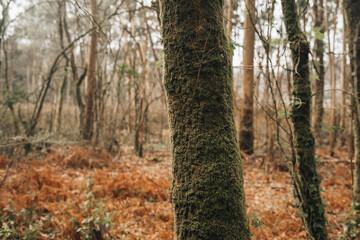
xmin=160 ymin=0 xmax=251 ymax=239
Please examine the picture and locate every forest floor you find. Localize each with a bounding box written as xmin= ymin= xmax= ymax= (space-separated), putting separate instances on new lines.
xmin=0 ymin=144 xmax=354 ymax=239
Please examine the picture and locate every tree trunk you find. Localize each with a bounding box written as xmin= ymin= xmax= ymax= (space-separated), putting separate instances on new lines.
xmin=340 ymin=0 xmax=348 ymax=147
xmin=326 ymin=0 xmax=339 ymax=156
xmin=280 ymin=0 xmax=329 ymax=238
xmin=226 ymin=0 xmax=233 ymax=38
xmin=55 ymin=61 xmax=68 ymax=132
xmin=344 ymin=0 xmax=360 ymax=228
xmin=239 ymin=0 xmax=255 ymax=154
xmin=313 ymin=0 xmax=325 ymax=141
xmin=82 ymin=0 xmax=98 ymax=140
xmin=160 ymin=1 xmax=251 ymax=239
xmin=55 ymin=0 xmax=68 ymax=133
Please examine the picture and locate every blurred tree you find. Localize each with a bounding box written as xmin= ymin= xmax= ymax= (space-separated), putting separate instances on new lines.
xmin=280 ymin=0 xmax=329 ymax=238
xmin=54 ymin=0 xmax=69 ymax=133
xmin=0 ymin=0 xmax=19 ymax=135
xmin=82 ymin=0 xmax=98 ymax=140
xmin=326 ymin=0 xmax=339 ymax=156
xmin=340 ymin=0 xmax=347 ymax=147
xmin=160 ymin=0 xmax=251 ymax=239
xmin=313 ymin=0 xmax=325 ymax=141
xmin=344 ymin=0 xmax=360 ymax=231
xmin=239 ymin=0 xmax=255 ymax=154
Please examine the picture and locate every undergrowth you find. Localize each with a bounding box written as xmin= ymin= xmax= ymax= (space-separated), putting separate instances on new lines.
xmin=71 ymin=177 xmax=114 ymax=240
xmin=0 ymin=203 xmax=40 ymax=239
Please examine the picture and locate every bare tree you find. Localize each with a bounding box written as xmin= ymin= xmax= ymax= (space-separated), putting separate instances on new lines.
xmin=82 ymin=0 xmax=98 ymax=140
xmin=239 ymin=0 xmax=256 ymax=154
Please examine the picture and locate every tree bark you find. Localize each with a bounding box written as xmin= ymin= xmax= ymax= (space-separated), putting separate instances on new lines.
xmin=344 ymin=0 xmax=360 ymax=227
xmin=55 ymin=0 xmax=68 ymax=133
xmin=239 ymin=0 xmax=255 ymax=154
xmin=160 ymin=0 xmax=251 ymax=239
xmin=82 ymin=0 xmax=98 ymax=140
xmin=313 ymin=0 xmax=325 ymax=142
xmin=226 ymin=0 xmax=233 ymax=38
xmin=340 ymin=0 xmax=348 ymax=147
xmin=280 ymin=0 xmax=329 ymax=238
xmin=55 ymin=61 xmax=68 ymax=132
xmin=326 ymin=0 xmax=339 ymax=156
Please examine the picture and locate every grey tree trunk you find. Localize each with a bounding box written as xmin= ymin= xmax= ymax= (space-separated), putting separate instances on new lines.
xmin=280 ymin=0 xmax=329 ymax=238
xmin=160 ymin=1 xmax=251 ymax=239
xmin=313 ymin=0 xmax=325 ymax=142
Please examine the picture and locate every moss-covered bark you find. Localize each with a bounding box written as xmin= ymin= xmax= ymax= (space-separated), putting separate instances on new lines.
xmin=313 ymin=0 xmax=325 ymax=141
xmin=160 ymin=0 xmax=251 ymax=239
xmin=344 ymin=0 xmax=360 ymax=224
xmin=280 ymin=0 xmax=328 ymax=239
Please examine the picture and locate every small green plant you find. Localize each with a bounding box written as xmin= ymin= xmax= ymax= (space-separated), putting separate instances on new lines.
xmin=249 ymin=212 xmax=265 ymax=238
xmin=0 ymin=205 xmax=39 ymax=240
xmin=229 ymin=38 xmax=245 ymax=54
xmin=72 ymin=177 xmax=113 ymax=240
xmin=251 ymin=212 xmax=265 ymax=229
xmin=343 ymin=209 xmax=360 ymax=239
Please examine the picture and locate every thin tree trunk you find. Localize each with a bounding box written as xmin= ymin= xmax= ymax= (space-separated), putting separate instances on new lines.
xmin=62 ymin=0 xmax=86 ymax=132
xmin=55 ymin=61 xmax=69 ymax=132
xmin=226 ymin=0 xmax=233 ymax=38
xmin=281 ymin=0 xmax=329 ymax=238
xmin=344 ymin=0 xmax=360 ymax=229
xmin=313 ymin=0 xmax=325 ymax=141
xmin=55 ymin=0 xmax=68 ymax=133
xmin=326 ymin=0 xmax=339 ymax=156
xmin=239 ymin=0 xmax=255 ymax=154
xmin=82 ymin=0 xmax=98 ymax=140
xmin=340 ymin=0 xmax=348 ymax=147
xmin=3 ymin=39 xmax=19 ymax=135
xmin=160 ymin=0 xmax=251 ymax=238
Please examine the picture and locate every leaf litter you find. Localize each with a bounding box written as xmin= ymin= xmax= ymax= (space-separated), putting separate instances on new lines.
xmin=0 ymin=145 xmax=353 ymax=239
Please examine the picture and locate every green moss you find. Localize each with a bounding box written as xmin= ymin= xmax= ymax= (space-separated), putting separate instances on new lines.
xmin=160 ymin=0 xmax=251 ymax=239
xmin=281 ymin=0 xmax=328 ymax=239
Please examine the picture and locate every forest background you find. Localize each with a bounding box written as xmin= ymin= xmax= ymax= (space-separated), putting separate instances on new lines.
xmin=0 ymin=0 xmax=357 ymax=239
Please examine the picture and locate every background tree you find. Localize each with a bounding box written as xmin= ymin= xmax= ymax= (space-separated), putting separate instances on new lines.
xmin=239 ymin=0 xmax=256 ymax=154
xmin=160 ymin=0 xmax=251 ymax=238
xmin=280 ymin=0 xmax=329 ymax=238
xmin=82 ymin=0 xmax=98 ymax=140
xmin=325 ymin=0 xmax=339 ymax=156
xmin=344 ymin=0 xmax=360 ymax=231
xmin=313 ymin=0 xmax=325 ymax=141
xmin=340 ymin=0 xmax=348 ymax=147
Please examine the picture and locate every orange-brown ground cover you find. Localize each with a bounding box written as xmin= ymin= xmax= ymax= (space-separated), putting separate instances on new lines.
xmin=0 ymin=146 xmax=353 ymax=239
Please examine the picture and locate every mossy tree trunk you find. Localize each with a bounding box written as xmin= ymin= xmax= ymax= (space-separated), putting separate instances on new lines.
xmin=280 ymin=0 xmax=329 ymax=239
xmin=344 ymin=0 xmax=360 ymax=225
xmin=313 ymin=0 xmax=325 ymax=141
xmin=239 ymin=0 xmax=255 ymax=154
xmin=160 ymin=1 xmax=251 ymax=239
